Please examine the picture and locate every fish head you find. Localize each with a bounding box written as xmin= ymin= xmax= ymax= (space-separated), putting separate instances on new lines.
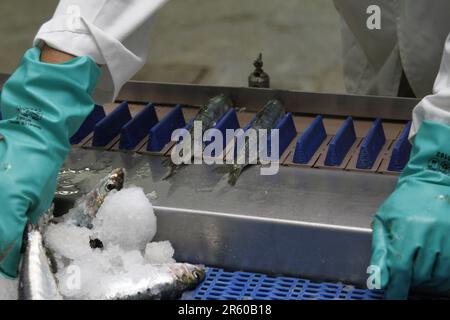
xmin=84 ymin=168 xmax=125 ymax=220
xmin=98 ymin=168 xmax=125 ymax=197
xmin=186 ymin=264 xmax=206 ymax=284
xmin=172 ymin=264 xmax=206 ymax=289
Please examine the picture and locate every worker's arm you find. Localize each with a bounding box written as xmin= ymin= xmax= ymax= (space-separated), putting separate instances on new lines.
xmin=371 ymin=34 xmax=450 ymax=299
xmin=0 ymin=46 xmax=100 ymax=278
xmin=0 ymin=0 xmax=168 ymax=279
xmin=410 ymin=34 xmax=450 ymax=138
xmin=35 ymin=0 xmax=168 ymax=104
xmin=40 ymin=44 xmax=76 ymax=64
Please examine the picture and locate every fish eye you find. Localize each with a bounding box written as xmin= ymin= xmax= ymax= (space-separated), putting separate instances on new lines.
xmin=105 ymin=183 xmax=116 ymax=191
xmin=193 ymin=271 xmax=201 ymax=280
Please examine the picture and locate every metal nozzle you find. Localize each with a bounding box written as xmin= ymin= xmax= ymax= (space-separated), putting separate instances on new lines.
xmin=248 ymin=53 xmax=270 ymax=88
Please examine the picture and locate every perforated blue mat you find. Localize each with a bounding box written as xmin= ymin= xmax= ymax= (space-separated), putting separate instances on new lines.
xmin=182 ymin=268 xmax=385 ymax=300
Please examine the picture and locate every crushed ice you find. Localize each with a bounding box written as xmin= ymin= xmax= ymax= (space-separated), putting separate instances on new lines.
xmin=51 ymin=186 xmax=175 ymax=299
xmin=0 ymin=186 xmax=175 ymax=300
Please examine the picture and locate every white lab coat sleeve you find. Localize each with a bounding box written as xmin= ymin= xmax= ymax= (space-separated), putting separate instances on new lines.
xmin=410 ymin=33 xmax=450 ymax=139
xmin=33 ymin=0 xmax=169 ymax=104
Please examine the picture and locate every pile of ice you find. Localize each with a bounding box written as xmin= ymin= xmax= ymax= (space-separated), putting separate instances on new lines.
xmin=45 ymin=186 xmax=177 ymax=299
xmin=93 ymin=187 xmax=157 ymax=251
xmin=56 ymin=243 xmax=176 ymax=299
xmin=0 ymin=186 xmax=178 ymax=300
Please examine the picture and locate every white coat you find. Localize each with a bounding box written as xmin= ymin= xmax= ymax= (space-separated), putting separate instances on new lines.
xmin=34 ymin=0 xmax=169 ymax=104
xmin=333 ymin=0 xmax=450 ymax=138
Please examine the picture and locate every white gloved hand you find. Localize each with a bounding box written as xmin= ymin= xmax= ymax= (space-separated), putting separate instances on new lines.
xmin=34 ymin=0 xmax=169 ymax=104
xmin=411 ymin=33 xmax=450 ymax=139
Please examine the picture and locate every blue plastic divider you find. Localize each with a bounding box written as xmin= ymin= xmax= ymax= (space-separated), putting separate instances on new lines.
xmin=173 ymin=108 xmax=240 ymax=156
xmin=293 ymin=116 xmax=327 ymax=164
xmin=119 ymin=103 xmax=158 ymax=150
xmin=92 ymin=101 xmax=131 ymax=147
xmin=147 ymin=104 xmax=186 ymax=152
xmin=356 ymin=118 xmax=386 ymax=169
xmin=204 ymin=108 xmax=240 ymax=157
xmin=266 ymin=112 xmax=297 ymax=158
xmin=183 ymin=268 xmax=385 ymax=300
xmin=325 ymin=117 xmax=356 ymax=166
xmin=70 ymin=105 xmax=105 ymax=145
xmin=388 ymin=121 xmax=412 ymax=172
xmin=235 ymin=112 xmax=296 ymax=161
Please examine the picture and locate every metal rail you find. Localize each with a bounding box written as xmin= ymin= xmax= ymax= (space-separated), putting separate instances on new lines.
xmin=117 ymin=81 xmax=419 ymax=121
xmin=0 ymin=73 xmax=419 ymax=120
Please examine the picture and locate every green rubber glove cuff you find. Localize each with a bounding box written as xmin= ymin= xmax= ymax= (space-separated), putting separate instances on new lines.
xmin=399 ymin=121 xmax=450 ymax=184
xmin=0 ymin=47 xmax=100 ymax=278
xmin=371 ymin=120 xmax=450 ymax=299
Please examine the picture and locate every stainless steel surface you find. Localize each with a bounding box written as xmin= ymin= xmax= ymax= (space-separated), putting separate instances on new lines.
xmin=0 ymin=73 xmax=419 ymax=121
xmin=117 ymin=80 xmax=419 ymax=121
xmin=0 ymin=73 xmax=408 ymax=285
xmin=56 ymin=148 xmax=399 ymax=285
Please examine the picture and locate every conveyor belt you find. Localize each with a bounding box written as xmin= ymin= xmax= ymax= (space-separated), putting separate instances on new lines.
xmin=0 ymin=75 xmax=423 ymax=294
xmin=45 ymin=81 xmax=419 ymax=289
xmin=0 ymin=74 xmax=416 ymax=174
xmin=182 ymin=268 xmax=385 ymax=300
xmin=66 ymin=101 xmax=412 ymax=175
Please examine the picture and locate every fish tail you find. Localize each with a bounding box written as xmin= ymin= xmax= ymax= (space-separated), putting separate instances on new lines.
xmin=228 ymin=164 xmax=243 ymax=186
xmin=161 ymin=157 xmax=171 ymax=166
xmin=163 ymin=161 xmax=179 ymax=180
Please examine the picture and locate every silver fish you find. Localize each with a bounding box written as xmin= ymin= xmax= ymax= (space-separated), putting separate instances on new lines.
xmin=19 ymin=207 xmax=62 ymax=300
xmin=228 ymin=99 xmax=285 ymax=185
xmin=104 ymin=263 xmax=205 ymax=300
xmin=164 ymin=94 xmax=234 ymax=179
xmin=63 ymin=168 xmax=125 ymax=228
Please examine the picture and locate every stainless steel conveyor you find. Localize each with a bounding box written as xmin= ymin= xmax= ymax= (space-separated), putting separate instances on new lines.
xmin=0 ymin=75 xmax=419 ymax=287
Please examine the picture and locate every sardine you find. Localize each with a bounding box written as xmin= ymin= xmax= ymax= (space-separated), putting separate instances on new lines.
xmin=63 ymin=168 xmax=125 ymax=228
xmin=19 ymin=207 xmax=62 ymax=300
xmin=103 ymin=263 xmax=205 ymax=300
xmin=164 ymin=94 xmax=234 ymax=179
xmin=228 ymin=99 xmax=285 ymax=185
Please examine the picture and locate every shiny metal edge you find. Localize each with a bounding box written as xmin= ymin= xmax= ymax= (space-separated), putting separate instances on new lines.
xmin=153 ymin=206 xmax=372 ymax=286
xmin=116 ymin=80 xmax=418 ymax=121
xmin=0 ymin=73 xmax=419 ymax=120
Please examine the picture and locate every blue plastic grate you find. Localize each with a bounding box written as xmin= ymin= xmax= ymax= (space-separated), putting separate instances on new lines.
xmin=183 ymin=268 xmax=385 ymax=300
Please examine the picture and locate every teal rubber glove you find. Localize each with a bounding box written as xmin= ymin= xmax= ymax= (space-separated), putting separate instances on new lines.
xmin=0 ymin=47 xmax=99 ymax=278
xmin=371 ymin=120 xmax=450 ymax=299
